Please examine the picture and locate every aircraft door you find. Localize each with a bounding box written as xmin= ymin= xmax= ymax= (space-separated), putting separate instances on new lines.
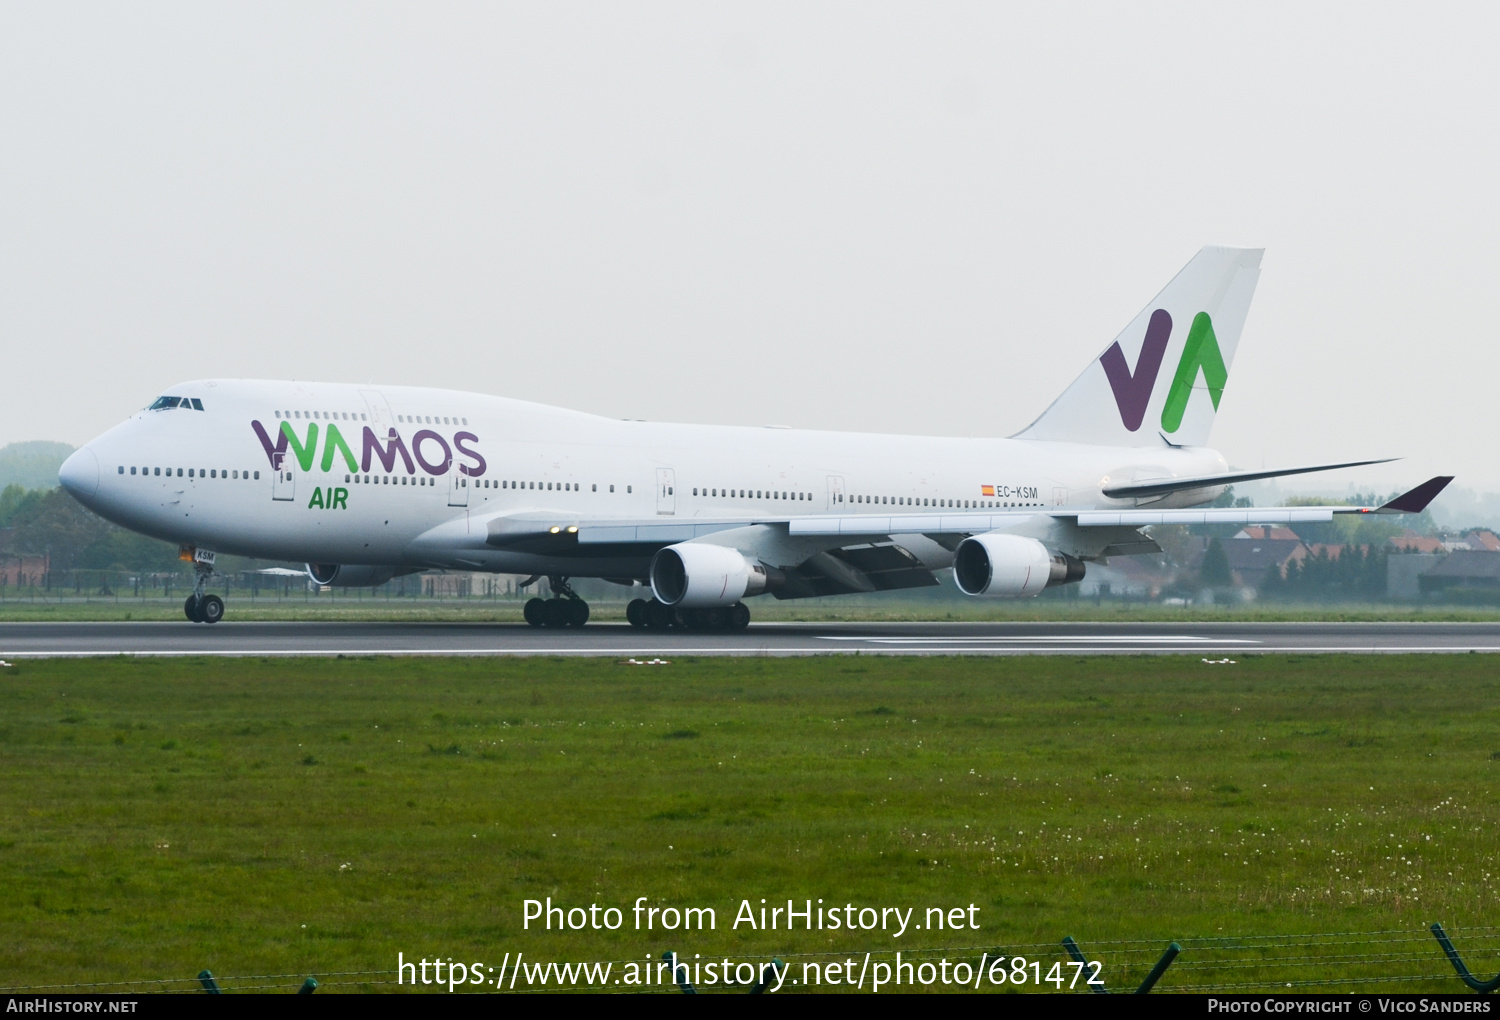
xmin=360 ymin=389 xmax=395 ymax=432
xmin=826 ymin=475 xmax=845 ymax=511
xmin=656 ymin=468 xmax=675 ymax=515
xmin=448 ymin=470 xmax=469 ymax=507
xmin=273 ymin=463 xmax=296 ymax=501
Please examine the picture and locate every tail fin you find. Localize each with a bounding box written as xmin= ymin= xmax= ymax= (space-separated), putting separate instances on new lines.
xmin=1014 ymin=245 xmax=1263 ymax=447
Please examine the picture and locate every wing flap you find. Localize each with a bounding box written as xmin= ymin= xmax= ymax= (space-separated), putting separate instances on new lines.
xmin=1100 ymin=458 xmax=1397 ymax=499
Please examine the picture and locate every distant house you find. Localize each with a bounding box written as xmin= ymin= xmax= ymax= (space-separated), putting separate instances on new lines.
xmin=1389 ymin=532 xmax=1446 ymax=554
xmin=1224 ymin=533 xmax=1307 ymax=588
xmin=1418 ymin=550 xmax=1500 ymax=597
xmin=1463 ymin=530 xmax=1500 ymax=552
xmin=1305 ymin=543 xmax=1368 ymax=562
xmin=1234 ymin=526 xmax=1301 ymax=542
xmin=1387 ymin=552 xmax=1444 ymax=599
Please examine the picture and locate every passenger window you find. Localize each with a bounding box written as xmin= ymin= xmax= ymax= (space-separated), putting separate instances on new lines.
xmin=254 ymin=471 xmax=260 ymax=480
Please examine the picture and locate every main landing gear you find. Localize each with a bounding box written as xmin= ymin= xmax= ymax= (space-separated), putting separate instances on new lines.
xmin=626 ymin=598 xmax=750 ymax=632
xmin=523 ymin=576 xmax=591 ymax=628
xmin=183 ymin=553 xmax=225 ymax=624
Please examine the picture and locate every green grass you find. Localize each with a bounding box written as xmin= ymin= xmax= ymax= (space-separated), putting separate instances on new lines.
xmin=1 ymin=655 xmax=1498 ymax=993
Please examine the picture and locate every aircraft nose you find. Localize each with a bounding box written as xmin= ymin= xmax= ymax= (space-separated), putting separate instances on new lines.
xmin=58 ymin=446 xmax=100 ymax=500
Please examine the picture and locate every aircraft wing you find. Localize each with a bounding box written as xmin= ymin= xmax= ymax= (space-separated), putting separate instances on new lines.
xmin=460 ymin=476 xmax=1452 ymax=546
xmin=1099 ymin=458 xmax=1398 ymax=499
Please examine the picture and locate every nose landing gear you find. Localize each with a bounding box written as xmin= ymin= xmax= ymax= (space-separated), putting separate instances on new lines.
xmin=182 ymin=548 xmax=225 ymax=624
xmin=522 ymin=576 xmax=590 ymax=628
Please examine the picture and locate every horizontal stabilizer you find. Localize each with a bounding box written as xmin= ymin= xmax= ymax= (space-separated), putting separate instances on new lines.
xmin=1101 ymin=458 xmax=1398 ymax=500
xmin=1373 ymin=476 xmax=1453 ymax=514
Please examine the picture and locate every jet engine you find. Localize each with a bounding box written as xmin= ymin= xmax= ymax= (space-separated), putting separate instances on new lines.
xmin=951 ymin=533 xmax=1085 ymax=599
xmin=649 ymin=543 xmax=780 ymax=608
xmin=305 ymin=564 xmax=402 ymax=588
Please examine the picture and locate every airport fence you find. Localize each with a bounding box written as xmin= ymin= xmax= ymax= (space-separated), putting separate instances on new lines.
xmin=0 ymin=568 xmax=593 ymax=606
xmin=2 ymin=923 xmax=1496 ymax=994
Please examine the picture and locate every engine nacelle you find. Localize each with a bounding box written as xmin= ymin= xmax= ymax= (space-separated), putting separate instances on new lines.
xmin=305 ymin=563 xmax=401 ymax=588
xmin=951 ymin=533 xmax=1085 ymax=599
xmin=649 ymin=543 xmax=779 ymax=608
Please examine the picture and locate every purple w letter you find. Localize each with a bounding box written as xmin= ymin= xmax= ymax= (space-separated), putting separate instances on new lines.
xmin=1099 ymin=309 xmax=1172 ymax=431
xmin=251 ymin=420 xmax=288 ymax=469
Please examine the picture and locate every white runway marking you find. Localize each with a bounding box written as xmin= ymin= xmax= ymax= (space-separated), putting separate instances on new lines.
xmin=816 ymin=635 xmax=1258 ymax=644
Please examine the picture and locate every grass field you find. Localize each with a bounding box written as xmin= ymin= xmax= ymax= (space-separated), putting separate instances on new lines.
xmin=2 ymin=654 xmax=1498 ymax=994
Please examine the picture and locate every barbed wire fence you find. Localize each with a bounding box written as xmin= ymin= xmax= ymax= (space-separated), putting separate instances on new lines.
xmin=2 ymin=924 xmax=1496 ymax=994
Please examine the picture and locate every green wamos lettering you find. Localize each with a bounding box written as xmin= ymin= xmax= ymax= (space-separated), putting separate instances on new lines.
xmin=1159 ymin=311 xmax=1227 ymax=433
xmin=321 ymin=425 xmax=359 ymax=472
xmin=308 ymin=488 xmax=325 ymax=509
xmin=279 ymin=421 xmax=319 ymax=472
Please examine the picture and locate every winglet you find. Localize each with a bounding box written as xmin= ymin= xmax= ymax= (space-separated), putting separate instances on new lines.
xmin=1375 ymin=476 xmax=1453 ymax=514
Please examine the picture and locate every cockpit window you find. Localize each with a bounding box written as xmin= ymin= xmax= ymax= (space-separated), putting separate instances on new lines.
xmin=147 ymin=396 xmax=206 ymax=411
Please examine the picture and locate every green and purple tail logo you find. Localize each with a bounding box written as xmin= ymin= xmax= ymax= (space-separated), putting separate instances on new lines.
xmin=1100 ymin=309 xmax=1226 ymax=433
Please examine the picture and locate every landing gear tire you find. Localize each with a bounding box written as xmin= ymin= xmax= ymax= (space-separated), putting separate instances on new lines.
xmin=523 ymin=597 xmax=546 ymax=627
xmin=676 ymin=607 xmax=724 ymax=632
xmin=644 ymin=599 xmax=675 ymax=630
xmin=565 ymin=599 xmax=590 ymax=627
xmin=541 ymin=598 xmax=571 ymax=628
xmin=626 ymin=598 xmax=649 ymax=629
xmin=728 ymin=602 xmax=751 ymax=631
xmin=200 ymin=594 xmax=225 ymax=625
xmin=183 ymin=596 xmax=203 ymax=622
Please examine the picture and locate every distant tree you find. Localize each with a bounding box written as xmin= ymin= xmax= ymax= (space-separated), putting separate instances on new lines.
xmin=1200 ymin=537 xmax=1233 ymax=587
xmin=0 ymin=484 xmax=44 ymax=529
xmin=1259 ymin=562 xmax=1285 ymax=600
xmin=6 ymin=488 xmax=112 ymax=570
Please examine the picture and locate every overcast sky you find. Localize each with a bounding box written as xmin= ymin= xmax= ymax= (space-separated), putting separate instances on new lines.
xmin=2 ymin=3 xmax=1496 ymax=493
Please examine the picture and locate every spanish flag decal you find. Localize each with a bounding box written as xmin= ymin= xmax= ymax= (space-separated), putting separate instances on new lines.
xmin=981 ymin=485 xmax=995 ymax=497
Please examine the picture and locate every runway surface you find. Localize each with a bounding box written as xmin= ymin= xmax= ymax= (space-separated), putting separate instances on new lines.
xmin=3 ymin=620 xmax=1500 ymax=658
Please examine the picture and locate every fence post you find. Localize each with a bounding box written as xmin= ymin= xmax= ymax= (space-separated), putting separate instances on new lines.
xmin=749 ymin=959 xmax=785 ymax=994
xmin=1063 ymin=936 xmax=1179 ymax=994
xmin=1062 ymin=937 xmax=1108 ymax=994
xmin=661 ymin=951 xmax=696 ymax=994
xmin=1431 ymin=923 xmax=1500 ymax=993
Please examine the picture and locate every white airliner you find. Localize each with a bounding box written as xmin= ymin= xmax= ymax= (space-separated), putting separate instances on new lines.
xmin=58 ymin=246 xmax=1448 ymax=628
